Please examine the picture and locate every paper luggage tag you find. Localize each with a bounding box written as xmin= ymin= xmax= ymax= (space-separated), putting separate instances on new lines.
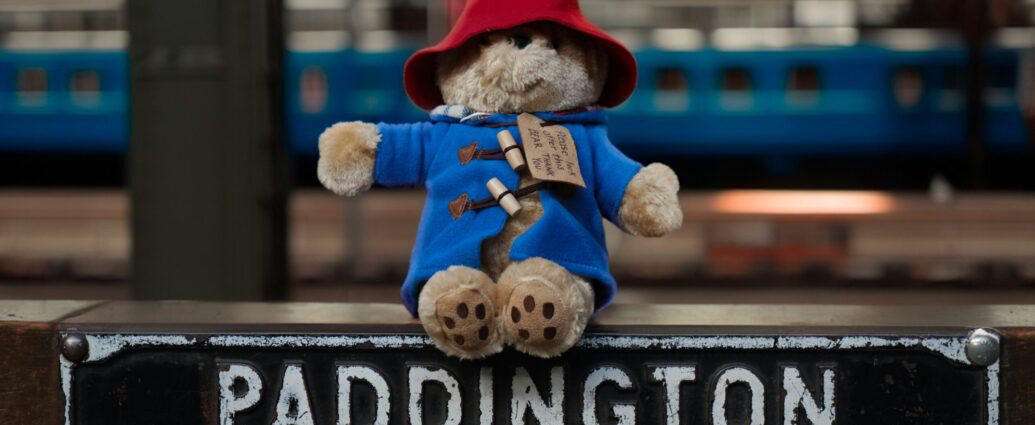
xmin=516 ymin=113 xmax=586 ymax=188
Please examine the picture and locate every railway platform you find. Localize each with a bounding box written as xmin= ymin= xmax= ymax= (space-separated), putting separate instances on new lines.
xmin=1 ymin=189 xmax=1033 ymax=285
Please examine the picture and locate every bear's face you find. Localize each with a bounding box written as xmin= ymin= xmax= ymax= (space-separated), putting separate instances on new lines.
xmin=435 ymin=22 xmax=608 ymax=113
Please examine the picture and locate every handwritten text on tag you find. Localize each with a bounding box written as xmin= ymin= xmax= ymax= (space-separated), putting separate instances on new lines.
xmin=516 ymin=113 xmax=586 ymax=188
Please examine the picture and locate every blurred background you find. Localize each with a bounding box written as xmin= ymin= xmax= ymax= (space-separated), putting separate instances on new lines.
xmin=0 ymin=0 xmax=1033 ymax=304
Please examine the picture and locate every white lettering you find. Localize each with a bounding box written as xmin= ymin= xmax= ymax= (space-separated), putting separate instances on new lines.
xmin=511 ymin=367 xmax=564 ymax=425
xmin=648 ymin=366 xmax=697 ymax=425
xmin=583 ymin=367 xmax=636 ymax=425
xmin=337 ymin=365 xmax=390 ymax=425
xmin=218 ymin=363 xmax=264 ymax=425
xmin=712 ymin=367 xmax=765 ymax=425
xmin=272 ymin=364 xmax=316 ymax=425
xmin=408 ymin=366 xmax=462 ymax=425
xmin=783 ymin=366 xmax=836 ymax=425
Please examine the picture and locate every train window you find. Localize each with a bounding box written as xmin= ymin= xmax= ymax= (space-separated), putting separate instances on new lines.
xmin=16 ymin=68 xmax=47 ymax=106
xmin=70 ymin=70 xmax=101 ymax=93
xmin=17 ymin=68 xmax=47 ymax=94
xmin=939 ymin=66 xmax=963 ymax=111
xmin=987 ymin=64 xmax=1016 ymax=89
xmin=787 ymin=66 xmax=820 ymax=107
xmin=892 ymin=67 xmax=924 ymax=109
xmin=70 ymin=70 xmax=102 ymax=105
xmin=985 ymin=64 xmax=1015 ymax=107
xmin=300 ymin=66 xmax=328 ymax=114
xmin=720 ymin=67 xmax=753 ymax=92
xmin=653 ymin=67 xmax=690 ymax=111
xmin=787 ymin=67 xmax=820 ymax=92
xmin=719 ymin=67 xmax=753 ymax=110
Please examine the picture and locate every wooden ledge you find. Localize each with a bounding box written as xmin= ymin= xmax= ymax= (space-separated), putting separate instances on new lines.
xmin=2 ymin=300 xmax=1034 ymax=330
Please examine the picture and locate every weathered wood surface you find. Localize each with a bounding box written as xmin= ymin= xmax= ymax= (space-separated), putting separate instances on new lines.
xmin=51 ymin=301 xmax=1035 ymax=330
xmin=1002 ymin=327 xmax=1035 ymax=424
xmin=1 ymin=301 xmax=1033 ymax=424
xmin=0 ymin=301 xmax=104 ymax=425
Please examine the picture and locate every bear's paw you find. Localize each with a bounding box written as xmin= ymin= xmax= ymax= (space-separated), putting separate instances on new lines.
xmin=317 ymin=121 xmax=380 ymax=197
xmin=618 ymin=163 xmax=683 ymax=237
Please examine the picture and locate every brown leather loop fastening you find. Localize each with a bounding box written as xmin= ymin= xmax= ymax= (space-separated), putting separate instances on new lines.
xmin=478 ymin=151 xmax=507 ymax=160
xmin=458 ymin=141 xmax=507 ymax=165
xmin=448 ymin=182 xmax=549 ymax=220
xmin=468 ymin=197 xmax=496 ymax=211
xmin=448 ymin=193 xmax=469 ymax=219
xmin=512 ymin=182 xmax=548 ymax=198
xmin=458 ymin=142 xmax=478 ymax=165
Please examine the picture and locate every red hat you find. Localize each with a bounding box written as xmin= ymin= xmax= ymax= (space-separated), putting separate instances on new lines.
xmin=404 ymin=0 xmax=638 ymax=110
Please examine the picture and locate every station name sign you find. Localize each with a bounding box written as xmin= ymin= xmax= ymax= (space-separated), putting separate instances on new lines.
xmin=61 ymin=332 xmax=999 ymax=425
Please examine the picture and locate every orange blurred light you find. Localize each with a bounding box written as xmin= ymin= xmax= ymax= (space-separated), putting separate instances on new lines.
xmin=710 ymin=190 xmax=894 ymax=215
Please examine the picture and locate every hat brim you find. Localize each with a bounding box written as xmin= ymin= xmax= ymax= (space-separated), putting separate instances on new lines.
xmin=404 ymin=17 xmax=637 ymax=110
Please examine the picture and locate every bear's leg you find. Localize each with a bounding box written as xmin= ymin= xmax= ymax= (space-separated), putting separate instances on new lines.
xmin=496 ymin=257 xmax=594 ymax=358
xmin=417 ymin=266 xmax=504 ymax=359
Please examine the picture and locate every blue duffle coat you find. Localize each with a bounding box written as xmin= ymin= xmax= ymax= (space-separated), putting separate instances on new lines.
xmin=374 ymin=107 xmax=642 ymax=316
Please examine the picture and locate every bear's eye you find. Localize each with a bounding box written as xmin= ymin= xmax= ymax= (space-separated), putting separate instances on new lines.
xmin=510 ymin=34 xmax=532 ymax=49
xmin=549 ymin=38 xmax=559 ymax=50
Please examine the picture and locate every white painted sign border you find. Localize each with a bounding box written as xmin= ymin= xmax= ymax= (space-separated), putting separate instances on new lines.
xmin=59 ymin=332 xmax=1000 ymax=425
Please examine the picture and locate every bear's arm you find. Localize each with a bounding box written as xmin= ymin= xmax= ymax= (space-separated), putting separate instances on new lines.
xmin=587 ymin=126 xmax=682 ymax=237
xmin=587 ymin=126 xmax=643 ymax=225
xmin=616 ymin=163 xmax=683 ymax=237
xmin=373 ymin=122 xmax=436 ymax=188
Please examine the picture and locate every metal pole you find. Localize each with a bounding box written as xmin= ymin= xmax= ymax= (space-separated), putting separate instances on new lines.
xmin=128 ymin=0 xmax=287 ymax=300
xmin=961 ymin=0 xmax=990 ymax=188
xmin=1025 ymin=50 xmax=1035 ymax=145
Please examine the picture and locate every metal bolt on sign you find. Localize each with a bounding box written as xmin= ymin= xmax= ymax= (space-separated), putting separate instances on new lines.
xmin=965 ymin=328 xmax=1000 ymax=366
xmin=61 ymin=334 xmax=89 ymax=363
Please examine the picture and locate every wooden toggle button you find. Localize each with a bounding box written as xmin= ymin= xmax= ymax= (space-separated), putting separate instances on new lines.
xmin=496 ymin=130 xmax=527 ymax=172
xmin=486 ymin=177 xmax=521 ymax=216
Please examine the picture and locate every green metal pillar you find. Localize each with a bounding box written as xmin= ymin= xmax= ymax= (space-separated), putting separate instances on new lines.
xmin=128 ymin=0 xmax=287 ymax=300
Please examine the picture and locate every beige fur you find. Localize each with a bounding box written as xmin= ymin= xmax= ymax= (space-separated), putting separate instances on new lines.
xmin=496 ymin=257 xmax=594 ymax=358
xmin=436 ymin=23 xmax=608 ymax=113
xmin=481 ymin=175 xmax=543 ymax=280
xmin=418 ymin=266 xmax=504 ymax=359
xmin=618 ymin=163 xmax=683 ymax=237
xmin=317 ymin=121 xmax=380 ymax=196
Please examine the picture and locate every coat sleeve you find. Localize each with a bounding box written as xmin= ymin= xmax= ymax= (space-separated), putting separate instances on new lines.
xmin=589 ymin=126 xmax=643 ymax=225
xmin=373 ymin=122 xmax=435 ymax=187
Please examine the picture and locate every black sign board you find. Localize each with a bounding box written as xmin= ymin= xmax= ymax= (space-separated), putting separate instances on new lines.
xmin=61 ymin=332 xmax=999 ymax=425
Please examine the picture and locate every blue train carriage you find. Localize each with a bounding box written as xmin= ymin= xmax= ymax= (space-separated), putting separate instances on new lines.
xmin=3 ymin=29 xmax=1030 ymax=160
xmin=0 ymin=41 xmax=127 ymax=153
xmin=285 ymin=31 xmax=1032 ymax=160
xmin=608 ymin=30 xmax=1032 ymax=159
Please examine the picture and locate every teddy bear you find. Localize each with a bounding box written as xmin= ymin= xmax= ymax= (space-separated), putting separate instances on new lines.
xmin=317 ymin=0 xmax=682 ymax=359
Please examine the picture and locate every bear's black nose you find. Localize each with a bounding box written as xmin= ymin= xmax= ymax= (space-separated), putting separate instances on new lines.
xmin=510 ymin=35 xmax=532 ymax=49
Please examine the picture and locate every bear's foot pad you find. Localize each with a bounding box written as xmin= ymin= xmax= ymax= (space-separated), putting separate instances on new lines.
xmin=436 ymin=289 xmax=495 ymax=348
xmin=504 ymin=280 xmax=572 ymax=346
xmin=418 ymin=266 xmax=503 ymax=359
xmin=497 ymin=257 xmax=593 ymax=358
